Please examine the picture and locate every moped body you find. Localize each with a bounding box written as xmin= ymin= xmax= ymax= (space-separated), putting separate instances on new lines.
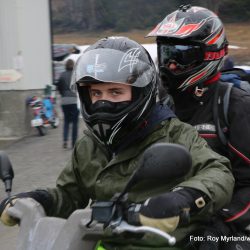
xmin=0 ymin=143 xmax=192 ymax=250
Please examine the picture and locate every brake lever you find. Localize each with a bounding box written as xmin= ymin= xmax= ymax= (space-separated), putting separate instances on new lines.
xmin=112 ymin=221 xmax=176 ymax=246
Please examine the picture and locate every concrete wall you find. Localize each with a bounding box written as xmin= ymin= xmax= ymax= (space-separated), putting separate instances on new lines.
xmin=0 ymin=89 xmax=43 ymax=137
xmin=0 ymin=0 xmax=53 ymax=144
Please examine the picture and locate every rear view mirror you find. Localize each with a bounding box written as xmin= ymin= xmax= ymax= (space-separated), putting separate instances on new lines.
xmin=120 ymin=143 xmax=192 ymax=197
xmin=0 ymin=151 xmax=14 ymax=194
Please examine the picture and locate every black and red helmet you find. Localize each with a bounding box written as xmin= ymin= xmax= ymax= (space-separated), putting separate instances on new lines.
xmin=147 ymin=5 xmax=228 ymax=92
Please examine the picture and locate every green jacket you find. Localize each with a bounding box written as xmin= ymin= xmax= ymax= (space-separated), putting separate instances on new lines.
xmin=47 ymin=117 xmax=234 ymax=249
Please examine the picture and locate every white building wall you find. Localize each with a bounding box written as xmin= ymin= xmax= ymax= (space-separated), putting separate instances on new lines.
xmin=0 ymin=0 xmax=19 ymax=69
xmin=0 ymin=0 xmax=52 ymax=90
xmin=0 ymin=0 xmax=53 ymax=141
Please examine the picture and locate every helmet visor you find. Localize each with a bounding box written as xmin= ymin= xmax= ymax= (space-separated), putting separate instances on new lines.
xmin=72 ymin=48 xmax=154 ymax=88
xmin=159 ymin=44 xmax=204 ymax=66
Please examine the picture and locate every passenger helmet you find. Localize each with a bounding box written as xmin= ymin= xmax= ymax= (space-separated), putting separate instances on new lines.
xmin=147 ymin=5 xmax=228 ymax=92
xmin=71 ymin=36 xmax=158 ymax=150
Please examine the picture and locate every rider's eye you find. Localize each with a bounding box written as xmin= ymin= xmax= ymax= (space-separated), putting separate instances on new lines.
xmin=91 ymin=90 xmax=101 ymax=97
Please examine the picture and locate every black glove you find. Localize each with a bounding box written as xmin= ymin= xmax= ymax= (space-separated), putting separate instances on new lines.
xmin=199 ymin=215 xmax=250 ymax=250
xmin=219 ymin=187 xmax=250 ymax=230
xmin=0 ymin=190 xmax=53 ymax=226
xmin=128 ymin=187 xmax=207 ymax=233
xmin=198 ymin=216 xmax=231 ymax=250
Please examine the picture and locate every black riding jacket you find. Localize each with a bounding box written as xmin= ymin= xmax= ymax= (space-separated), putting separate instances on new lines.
xmin=171 ymin=81 xmax=250 ymax=190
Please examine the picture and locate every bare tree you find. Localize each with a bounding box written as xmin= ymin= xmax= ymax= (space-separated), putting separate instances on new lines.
xmin=89 ymin=0 xmax=98 ymax=29
xmin=196 ymin=0 xmax=221 ymax=13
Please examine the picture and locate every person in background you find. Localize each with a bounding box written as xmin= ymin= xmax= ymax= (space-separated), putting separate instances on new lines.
xmin=221 ymin=54 xmax=234 ymax=71
xmin=56 ymin=59 xmax=79 ymax=149
xmin=148 ymin=4 xmax=250 ymax=249
xmin=0 ymin=36 xmax=234 ymax=249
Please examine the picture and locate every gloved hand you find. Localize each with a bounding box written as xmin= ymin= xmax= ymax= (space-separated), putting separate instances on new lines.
xmin=0 ymin=190 xmax=53 ymax=226
xmin=128 ymin=187 xmax=207 ymax=233
xmin=0 ymin=196 xmax=19 ymax=226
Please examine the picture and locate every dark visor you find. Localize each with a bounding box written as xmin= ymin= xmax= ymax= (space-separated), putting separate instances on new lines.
xmin=159 ymin=44 xmax=204 ymax=66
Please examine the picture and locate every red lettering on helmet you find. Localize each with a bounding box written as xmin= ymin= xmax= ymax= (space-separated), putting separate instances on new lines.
xmin=204 ymin=48 xmax=226 ymax=61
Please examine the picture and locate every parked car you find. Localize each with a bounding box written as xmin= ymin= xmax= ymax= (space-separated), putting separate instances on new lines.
xmin=53 ymin=44 xmax=89 ymax=84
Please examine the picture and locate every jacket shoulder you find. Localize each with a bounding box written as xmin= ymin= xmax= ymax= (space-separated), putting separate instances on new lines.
xmin=228 ymin=86 xmax=250 ymax=117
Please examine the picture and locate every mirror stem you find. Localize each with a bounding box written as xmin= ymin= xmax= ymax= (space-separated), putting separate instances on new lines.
xmin=5 ymin=179 xmax=14 ymax=205
xmin=5 ymin=178 xmax=12 ymax=194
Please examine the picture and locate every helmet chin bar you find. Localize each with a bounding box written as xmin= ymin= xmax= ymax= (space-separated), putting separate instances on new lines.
xmin=159 ymin=58 xmax=221 ymax=94
xmin=91 ymin=114 xmax=129 ymax=150
xmin=92 ymin=123 xmax=111 ymax=145
xmin=159 ymin=66 xmax=183 ymax=92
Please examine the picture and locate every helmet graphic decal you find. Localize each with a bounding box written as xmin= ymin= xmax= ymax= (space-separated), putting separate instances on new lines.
xmin=179 ymin=61 xmax=220 ymax=90
xmin=86 ymin=54 xmax=107 ymax=79
xmin=174 ymin=20 xmax=205 ymax=37
xmin=147 ymin=23 xmax=161 ymax=37
xmin=206 ymin=28 xmax=225 ymax=47
xmin=149 ymin=13 xmax=185 ymax=36
xmin=148 ymin=8 xmax=220 ymax=39
xmin=108 ymin=114 xmax=128 ymax=144
xmin=137 ymin=88 xmax=153 ymax=119
xmin=118 ymin=48 xmax=141 ymax=73
xmin=173 ymin=16 xmax=216 ymax=37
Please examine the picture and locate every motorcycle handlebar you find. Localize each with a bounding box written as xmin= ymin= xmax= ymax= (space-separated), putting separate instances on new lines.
xmin=112 ymin=221 xmax=176 ymax=245
xmin=9 ymin=198 xmax=176 ymax=250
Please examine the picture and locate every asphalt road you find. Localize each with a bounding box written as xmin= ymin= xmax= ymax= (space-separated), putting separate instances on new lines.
xmin=0 ymin=116 xmax=85 ymax=250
